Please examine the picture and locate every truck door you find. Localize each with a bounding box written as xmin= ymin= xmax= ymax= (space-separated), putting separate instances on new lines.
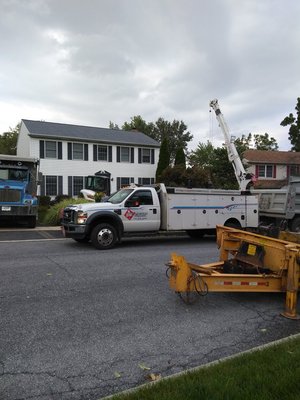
xmin=122 ymin=189 xmax=161 ymax=232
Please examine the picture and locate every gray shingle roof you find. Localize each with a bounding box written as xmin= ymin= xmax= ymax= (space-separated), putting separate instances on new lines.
xmin=22 ymin=119 xmax=160 ymax=147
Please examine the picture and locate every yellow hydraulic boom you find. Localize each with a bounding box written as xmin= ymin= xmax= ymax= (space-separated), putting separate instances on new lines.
xmin=166 ymin=225 xmax=300 ymax=319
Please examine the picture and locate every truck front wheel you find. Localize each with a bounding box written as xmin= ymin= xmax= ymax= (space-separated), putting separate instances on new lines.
xmin=91 ymin=223 xmax=117 ymax=250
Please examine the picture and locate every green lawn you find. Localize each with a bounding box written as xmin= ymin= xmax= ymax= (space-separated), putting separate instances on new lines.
xmin=107 ymin=335 xmax=300 ymax=400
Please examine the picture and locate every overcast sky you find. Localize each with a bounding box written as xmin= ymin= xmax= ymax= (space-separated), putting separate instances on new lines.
xmin=1 ymin=0 xmax=299 ymax=151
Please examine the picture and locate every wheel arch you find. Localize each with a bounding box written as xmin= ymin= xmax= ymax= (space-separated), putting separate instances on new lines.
xmin=86 ymin=212 xmax=124 ymax=240
xmin=224 ymin=218 xmax=242 ymax=229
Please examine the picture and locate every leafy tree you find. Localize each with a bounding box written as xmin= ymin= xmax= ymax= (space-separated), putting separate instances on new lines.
xmin=189 ymin=141 xmax=215 ymax=168
xmin=0 ymin=123 xmax=20 ymax=155
xmin=253 ymin=133 xmax=278 ymax=151
xmin=121 ymin=116 xmax=193 ymax=162
xmin=155 ymin=137 xmax=170 ymax=182
xmin=159 ymin=165 xmax=211 ymax=188
xmin=109 ymin=121 xmax=120 ymax=130
xmin=211 ymin=147 xmax=238 ymax=189
xmin=122 ymin=115 xmax=155 ymax=137
xmin=280 ymin=98 xmax=300 ymax=151
xmin=174 ymin=147 xmax=186 ymax=167
xmin=234 ymin=133 xmax=252 ymax=154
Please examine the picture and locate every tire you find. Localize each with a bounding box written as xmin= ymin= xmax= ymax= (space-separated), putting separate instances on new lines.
xmin=90 ymin=223 xmax=117 ymax=250
xmin=291 ymin=217 xmax=300 ymax=232
xmin=27 ymin=216 xmax=37 ymax=228
xmin=224 ymin=220 xmax=241 ymax=229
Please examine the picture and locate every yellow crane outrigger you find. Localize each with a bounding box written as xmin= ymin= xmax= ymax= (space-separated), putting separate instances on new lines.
xmin=166 ymin=226 xmax=300 ymax=319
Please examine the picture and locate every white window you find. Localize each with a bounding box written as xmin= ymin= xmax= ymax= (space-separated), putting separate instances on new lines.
xmin=45 ymin=176 xmax=58 ymax=196
xmin=141 ymin=148 xmax=151 ymax=163
xmin=73 ymin=143 xmax=84 ymax=160
xmin=45 ymin=141 xmax=57 ymax=158
xmin=97 ymin=145 xmax=108 ymax=161
xmin=120 ymin=147 xmax=130 ymax=162
xmin=258 ymin=165 xmax=274 ymax=178
xmin=73 ymin=176 xmax=84 ymax=195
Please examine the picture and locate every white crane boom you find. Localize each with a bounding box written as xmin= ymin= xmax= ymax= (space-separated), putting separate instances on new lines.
xmin=209 ymin=99 xmax=253 ymax=192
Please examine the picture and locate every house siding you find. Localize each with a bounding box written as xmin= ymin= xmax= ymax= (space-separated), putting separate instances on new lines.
xmin=17 ymin=121 xmax=160 ymax=196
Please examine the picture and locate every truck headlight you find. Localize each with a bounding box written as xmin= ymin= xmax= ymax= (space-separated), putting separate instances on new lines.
xmin=76 ymin=211 xmax=88 ymax=224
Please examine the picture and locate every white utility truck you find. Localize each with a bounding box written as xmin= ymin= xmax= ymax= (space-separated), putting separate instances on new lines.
xmin=61 ymin=183 xmax=258 ymax=249
xmin=61 ymin=99 xmax=259 ymax=249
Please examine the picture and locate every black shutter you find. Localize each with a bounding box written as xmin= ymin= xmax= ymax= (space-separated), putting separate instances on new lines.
xmin=138 ymin=178 xmax=142 ymax=185
xmin=41 ymin=175 xmax=45 ymax=195
xmin=151 ymin=178 xmax=155 ymax=184
xmin=58 ymin=142 xmax=62 ymax=160
xmin=130 ymin=177 xmax=134 ymax=183
xmin=138 ymin=148 xmax=142 ymax=164
xmin=93 ymin=145 xmax=97 ymax=161
xmin=131 ymin=147 xmax=134 ymax=163
xmin=84 ymin=144 xmax=88 ymax=161
xmin=117 ymin=146 xmax=120 ymax=162
xmin=117 ymin=177 xmax=121 ymax=190
xmin=39 ymin=140 xmax=45 ymax=159
xmin=58 ymin=176 xmax=63 ymax=195
xmin=68 ymin=176 xmax=73 ymax=197
xmin=151 ymin=149 xmax=155 ymax=164
xmin=67 ymin=142 xmax=72 ymax=160
xmin=108 ymin=146 xmax=112 ymax=162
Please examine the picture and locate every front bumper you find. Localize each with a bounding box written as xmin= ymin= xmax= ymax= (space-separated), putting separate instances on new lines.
xmin=61 ymin=223 xmax=89 ymax=239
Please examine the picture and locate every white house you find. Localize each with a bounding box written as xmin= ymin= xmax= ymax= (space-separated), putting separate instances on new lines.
xmin=17 ymin=119 xmax=160 ymax=197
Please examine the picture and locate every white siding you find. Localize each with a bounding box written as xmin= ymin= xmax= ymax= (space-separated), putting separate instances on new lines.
xmin=16 ymin=122 xmax=31 ymax=157
xmin=18 ymin=134 xmax=159 ymax=196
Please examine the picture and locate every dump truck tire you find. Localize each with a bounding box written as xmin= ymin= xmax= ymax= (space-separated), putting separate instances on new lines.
xmin=291 ymin=217 xmax=300 ymax=232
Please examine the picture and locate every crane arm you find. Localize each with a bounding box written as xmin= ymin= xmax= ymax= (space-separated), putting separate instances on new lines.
xmin=209 ymin=99 xmax=253 ymax=192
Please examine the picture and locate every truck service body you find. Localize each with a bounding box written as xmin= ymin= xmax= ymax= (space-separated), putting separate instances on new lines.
xmin=61 ymin=183 xmax=258 ymax=249
xmin=0 ymin=155 xmax=40 ymax=228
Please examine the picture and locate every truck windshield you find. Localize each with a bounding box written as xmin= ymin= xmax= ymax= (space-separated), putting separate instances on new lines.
xmin=108 ymin=188 xmax=134 ymax=204
xmin=0 ymin=168 xmax=28 ymax=181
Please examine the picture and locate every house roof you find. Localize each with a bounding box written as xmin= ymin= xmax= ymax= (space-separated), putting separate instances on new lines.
xmin=21 ymin=119 xmax=160 ymax=148
xmin=243 ymin=149 xmax=300 ymax=165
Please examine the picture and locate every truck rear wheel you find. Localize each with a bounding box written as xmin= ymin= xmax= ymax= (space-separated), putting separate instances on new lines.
xmin=291 ymin=217 xmax=300 ymax=232
xmin=91 ymin=223 xmax=117 ymax=250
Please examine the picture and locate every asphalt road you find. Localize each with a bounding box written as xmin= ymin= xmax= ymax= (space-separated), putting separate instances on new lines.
xmin=0 ymin=231 xmax=299 ymax=400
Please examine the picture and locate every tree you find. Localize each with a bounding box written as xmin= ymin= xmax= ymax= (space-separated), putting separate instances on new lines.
xmin=234 ymin=133 xmax=252 ymax=154
xmin=281 ymin=98 xmax=300 ymax=151
xmin=155 ymin=137 xmax=170 ymax=182
xmin=174 ymin=147 xmax=186 ymax=167
xmin=109 ymin=121 xmax=120 ymax=130
xmin=121 ymin=116 xmax=193 ymax=162
xmin=159 ymin=165 xmax=211 ymax=188
xmin=253 ymin=133 xmax=278 ymax=151
xmin=122 ymin=115 xmax=155 ymax=137
xmin=189 ymin=141 xmax=215 ymax=168
xmin=0 ymin=123 xmax=20 ymax=155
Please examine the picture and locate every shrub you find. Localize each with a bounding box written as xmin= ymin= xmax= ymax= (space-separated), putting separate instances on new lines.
xmin=41 ymin=198 xmax=90 ymax=226
xmin=38 ymin=195 xmax=51 ymax=207
xmin=94 ymin=192 xmax=105 ymax=202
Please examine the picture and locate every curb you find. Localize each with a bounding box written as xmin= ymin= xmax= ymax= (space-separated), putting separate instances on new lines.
xmin=101 ymin=333 xmax=300 ymax=399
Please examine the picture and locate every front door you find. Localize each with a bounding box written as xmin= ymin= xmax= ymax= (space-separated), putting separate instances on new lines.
xmin=122 ymin=189 xmax=161 ymax=232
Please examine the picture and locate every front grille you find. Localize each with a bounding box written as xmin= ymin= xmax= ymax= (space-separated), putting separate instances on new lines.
xmin=63 ymin=208 xmax=75 ymax=223
xmin=0 ymin=188 xmax=21 ymax=202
